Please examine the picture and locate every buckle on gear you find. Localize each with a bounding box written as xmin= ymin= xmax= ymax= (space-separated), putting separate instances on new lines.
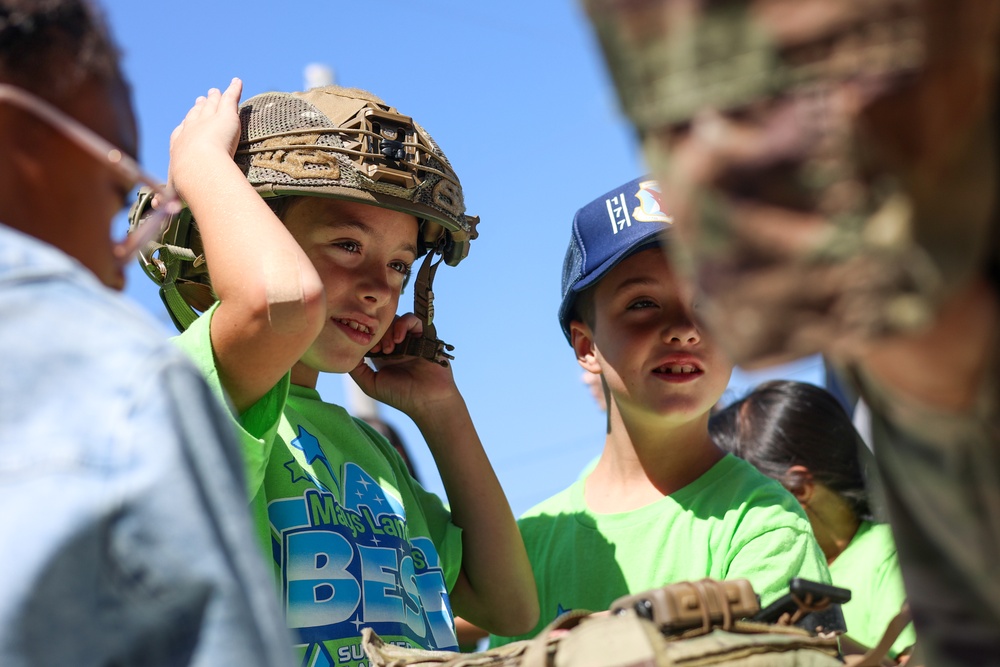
xmin=367 ymin=241 xmax=455 ymax=367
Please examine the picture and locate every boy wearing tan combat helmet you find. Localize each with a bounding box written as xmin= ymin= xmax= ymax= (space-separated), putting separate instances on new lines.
xmin=133 ymin=80 xmax=537 ymax=664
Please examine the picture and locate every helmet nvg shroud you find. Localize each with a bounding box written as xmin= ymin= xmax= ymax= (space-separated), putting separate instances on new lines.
xmin=129 ymin=85 xmax=479 ymax=364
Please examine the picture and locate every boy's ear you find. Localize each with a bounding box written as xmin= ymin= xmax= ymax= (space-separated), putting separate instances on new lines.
xmin=570 ymin=320 xmax=601 ymax=374
xmin=782 ymin=465 xmax=815 ymax=504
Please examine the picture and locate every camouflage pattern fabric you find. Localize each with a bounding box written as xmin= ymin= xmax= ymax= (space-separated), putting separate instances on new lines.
xmin=848 ymin=357 xmax=1000 ymax=665
xmin=580 ymin=0 xmax=999 ymax=368
xmin=362 ymin=613 xmax=842 ymax=667
xmin=580 ymin=1 xmax=1000 ymax=665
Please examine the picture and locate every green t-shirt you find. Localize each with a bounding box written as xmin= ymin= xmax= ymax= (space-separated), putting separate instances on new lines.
xmin=491 ymin=454 xmax=830 ymax=645
xmin=176 ymin=307 xmax=464 ymax=664
xmin=830 ymin=521 xmax=916 ymax=657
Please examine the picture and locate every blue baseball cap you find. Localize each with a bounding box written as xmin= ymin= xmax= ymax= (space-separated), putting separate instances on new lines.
xmin=558 ymin=176 xmax=673 ymax=342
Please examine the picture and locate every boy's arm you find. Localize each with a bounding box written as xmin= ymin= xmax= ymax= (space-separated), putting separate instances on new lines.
xmin=169 ymin=79 xmax=325 ymax=412
xmin=352 ymin=317 xmax=540 ymax=637
xmin=415 ymin=393 xmax=540 ymax=637
xmin=728 ymin=526 xmax=831 ymax=607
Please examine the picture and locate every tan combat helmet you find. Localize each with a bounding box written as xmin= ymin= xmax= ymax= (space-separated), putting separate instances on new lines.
xmin=130 ymin=85 xmax=479 ymax=363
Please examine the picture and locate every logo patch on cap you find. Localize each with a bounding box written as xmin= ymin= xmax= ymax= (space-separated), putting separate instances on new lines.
xmin=603 ymin=180 xmax=672 ymax=233
xmin=632 ymin=180 xmax=672 ymax=224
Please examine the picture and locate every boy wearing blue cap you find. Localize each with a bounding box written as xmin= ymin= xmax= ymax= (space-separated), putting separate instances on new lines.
xmin=491 ymin=177 xmax=830 ymax=644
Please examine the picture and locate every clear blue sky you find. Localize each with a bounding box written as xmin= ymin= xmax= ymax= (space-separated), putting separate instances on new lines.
xmin=101 ymin=0 xmax=823 ymax=517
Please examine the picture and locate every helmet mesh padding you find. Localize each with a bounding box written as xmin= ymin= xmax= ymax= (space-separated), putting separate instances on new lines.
xmin=240 ymin=94 xmax=331 ymax=138
xmin=233 ymin=86 xmax=477 ymax=264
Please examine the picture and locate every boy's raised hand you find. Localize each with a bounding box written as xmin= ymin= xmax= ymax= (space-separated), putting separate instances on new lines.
xmin=354 ymin=312 xmax=540 ymax=636
xmin=350 ymin=313 xmax=460 ymax=418
xmin=168 ymin=78 xmax=326 ymax=413
xmin=168 ymin=78 xmax=243 ymax=200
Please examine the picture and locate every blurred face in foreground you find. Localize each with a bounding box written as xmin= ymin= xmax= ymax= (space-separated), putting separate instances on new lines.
xmin=2 ymin=74 xmax=139 ymax=290
xmin=590 ymin=0 xmax=1000 ymax=366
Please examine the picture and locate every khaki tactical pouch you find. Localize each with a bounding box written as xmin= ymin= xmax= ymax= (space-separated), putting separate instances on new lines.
xmin=362 ymin=579 xmax=843 ymax=667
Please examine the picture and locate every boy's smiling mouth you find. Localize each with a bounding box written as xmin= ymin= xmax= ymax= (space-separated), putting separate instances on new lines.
xmin=335 ymin=318 xmax=372 ymax=334
xmin=651 ymin=356 xmax=705 ymax=381
xmin=333 ymin=316 xmax=377 ymax=345
xmin=655 ymin=364 xmax=699 ymax=375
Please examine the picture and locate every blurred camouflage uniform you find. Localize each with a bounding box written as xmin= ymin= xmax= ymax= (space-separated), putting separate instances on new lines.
xmin=580 ymin=1 xmax=1000 ymax=664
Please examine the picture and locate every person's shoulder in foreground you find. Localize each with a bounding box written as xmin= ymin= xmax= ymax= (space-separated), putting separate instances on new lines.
xmin=146 ymin=80 xmax=538 ymax=653
xmin=0 ymin=228 xmax=292 ymax=665
xmin=0 ymin=1 xmax=291 ymax=664
xmin=490 ymin=176 xmax=827 ymax=644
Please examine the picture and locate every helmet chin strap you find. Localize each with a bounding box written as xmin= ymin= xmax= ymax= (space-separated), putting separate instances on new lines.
xmin=367 ymin=239 xmax=455 ymax=367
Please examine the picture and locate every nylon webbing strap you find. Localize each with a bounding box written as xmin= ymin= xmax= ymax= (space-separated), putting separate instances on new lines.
xmin=161 ymin=283 xmax=198 ymax=331
xmin=154 ymin=244 xmax=200 ymax=331
xmin=130 ymin=187 xmax=202 ymax=332
xmin=845 ymin=603 xmax=913 ymax=667
xmin=522 ymin=609 xmax=594 ymax=667
xmin=368 ymin=245 xmax=455 ymax=366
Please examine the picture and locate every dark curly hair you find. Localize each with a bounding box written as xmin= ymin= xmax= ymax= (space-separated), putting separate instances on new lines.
xmin=710 ymin=379 xmax=874 ymax=522
xmin=0 ymin=0 xmax=120 ymax=102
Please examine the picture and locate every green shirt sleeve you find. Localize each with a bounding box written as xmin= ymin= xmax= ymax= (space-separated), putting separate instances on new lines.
xmin=727 ymin=524 xmax=831 ymax=606
xmin=173 ymin=303 xmax=290 ymax=503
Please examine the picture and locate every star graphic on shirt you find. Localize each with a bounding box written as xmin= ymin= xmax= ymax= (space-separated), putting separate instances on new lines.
xmin=284 ymin=461 xmax=312 ymax=485
xmin=283 ymin=459 xmax=331 ymax=493
xmin=291 ymin=426 xmax=325 ymax=465
xmin=289 ymin=425 xmax=340 ymax=495
xmin=351 ymin=615 xmax=365 ymax=632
